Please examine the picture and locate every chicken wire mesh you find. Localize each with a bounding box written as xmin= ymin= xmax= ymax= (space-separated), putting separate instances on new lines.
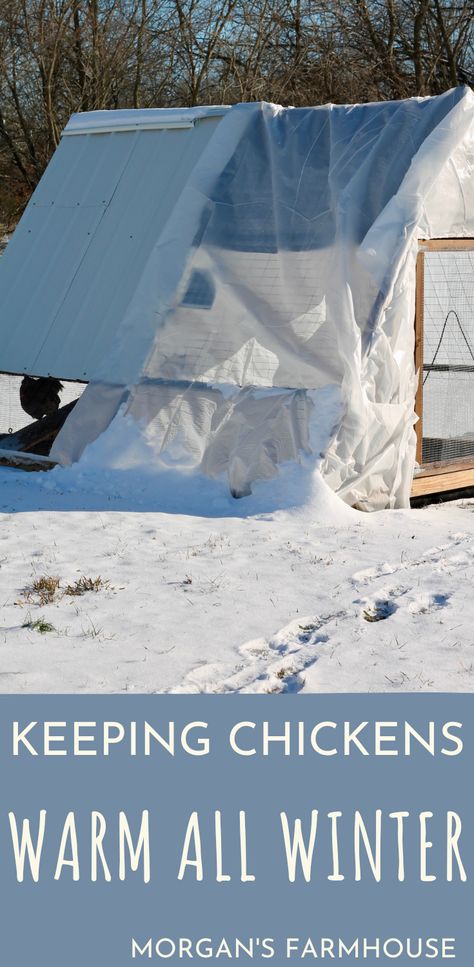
xmin=0 ymin=374 xmax=85 ymax=438
xmin=422 ymin=250 xmax=474 ymax=465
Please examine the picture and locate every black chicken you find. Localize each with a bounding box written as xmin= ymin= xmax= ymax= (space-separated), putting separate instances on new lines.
xmin=20 ymin=376 xmax=63 ymax=420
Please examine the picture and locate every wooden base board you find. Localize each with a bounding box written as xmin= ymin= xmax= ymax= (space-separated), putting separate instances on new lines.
xmin=412 ymin=466 xmax=474 ymax=497
xmin=0 ymin=448 xmax=57 ymax=472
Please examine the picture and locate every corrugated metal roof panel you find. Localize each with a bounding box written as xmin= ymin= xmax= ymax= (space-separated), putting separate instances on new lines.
xmin=0 ymin=113 xmax=221 ymax=380
xmin=32 ymin=131 xmax=138 ymax=207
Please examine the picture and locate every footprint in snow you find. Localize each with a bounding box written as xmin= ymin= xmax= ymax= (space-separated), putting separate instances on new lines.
xmin=361 ymin=600 xmax=397 ymax=622
xmin=352 ymin=563 xmax=396 ymax=583
xmin=408 ymin=592 xmax=451 ymax=615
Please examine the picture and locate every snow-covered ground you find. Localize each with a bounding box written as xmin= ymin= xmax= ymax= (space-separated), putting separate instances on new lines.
xmin=0 ymin=460 xmax=473 ymax=694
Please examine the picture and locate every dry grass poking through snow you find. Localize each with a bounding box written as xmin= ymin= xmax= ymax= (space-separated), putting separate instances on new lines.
xmin=64 ymin=575 xmax=110 ymax=596
xmin=26 ymin=575 xmax=60 ymax=605
xmin=14 ymin=573 xmax=115 ymax=640
xmin=19 ymin=574 xmax=110 ymax=607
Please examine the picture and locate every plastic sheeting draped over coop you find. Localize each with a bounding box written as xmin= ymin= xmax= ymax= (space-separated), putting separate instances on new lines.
xmin=2 ymin=88 xmax=474 ymax=508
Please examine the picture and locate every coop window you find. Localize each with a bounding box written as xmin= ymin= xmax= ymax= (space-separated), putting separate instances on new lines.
xmin=181 ymin=270 xmax=215 ymax=309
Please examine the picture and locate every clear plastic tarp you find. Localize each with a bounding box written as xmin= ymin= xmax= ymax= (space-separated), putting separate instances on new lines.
xmin=50 ymin=87 xmax=474 ymax=508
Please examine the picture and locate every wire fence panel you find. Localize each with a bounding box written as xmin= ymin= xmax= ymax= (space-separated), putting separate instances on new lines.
xmin=0 ymin=375 xmax=85 ymax=437
xmin=422 ymin=250 xmax=474 ymax=465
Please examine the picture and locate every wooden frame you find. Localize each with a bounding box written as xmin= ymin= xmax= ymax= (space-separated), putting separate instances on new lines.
xmin=412 ymin=239 xmax=474 ymax=498
xmin=419 ymin=239 xmax=474 ymax=252
xmin=0 ymin=449 xmax=56 ymax=472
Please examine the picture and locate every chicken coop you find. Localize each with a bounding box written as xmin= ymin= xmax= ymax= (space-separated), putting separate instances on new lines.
xmin=0 ymin=88 xmax=473 ymax=508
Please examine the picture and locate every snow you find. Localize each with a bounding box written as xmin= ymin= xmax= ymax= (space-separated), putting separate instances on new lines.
xmin=0 ymin=457 xmax=473 ymax=694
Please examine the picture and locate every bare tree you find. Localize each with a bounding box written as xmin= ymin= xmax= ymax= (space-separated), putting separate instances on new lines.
xmin=0 ymin=0 xmax=472 ymax=230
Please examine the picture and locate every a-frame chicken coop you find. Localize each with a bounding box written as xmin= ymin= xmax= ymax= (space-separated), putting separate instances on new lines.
xmin=0 ymin=89 xmax=473 ymax=510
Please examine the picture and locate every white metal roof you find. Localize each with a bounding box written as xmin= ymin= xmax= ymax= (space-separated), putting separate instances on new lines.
xmin=0 ymin=109 xmax=223 ymax=381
